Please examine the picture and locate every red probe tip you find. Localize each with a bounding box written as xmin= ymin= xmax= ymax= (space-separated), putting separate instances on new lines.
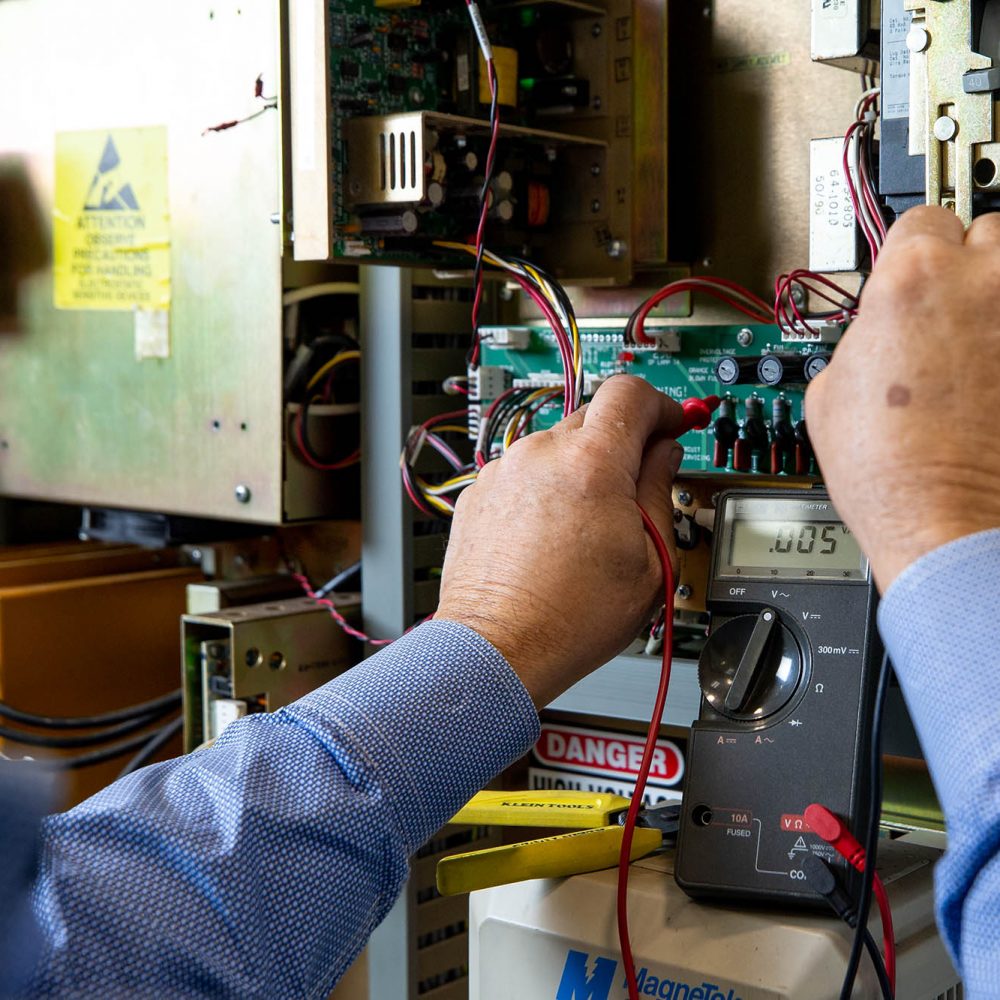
xmin=679 ymin=395 xmax=723 ymax=433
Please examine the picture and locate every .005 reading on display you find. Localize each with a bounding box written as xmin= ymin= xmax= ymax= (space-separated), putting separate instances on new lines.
xmin=717 ymin=498 xmax=869 ymax=581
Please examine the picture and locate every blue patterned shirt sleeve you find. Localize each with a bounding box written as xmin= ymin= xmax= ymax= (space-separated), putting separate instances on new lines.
xmin=16 ymin=620 xmax=539 ymax=1000
xmin=878 ymin=528 xmax=1000 ymax=995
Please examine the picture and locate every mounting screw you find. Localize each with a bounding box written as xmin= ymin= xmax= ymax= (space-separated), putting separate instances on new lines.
xmin=592 ymin=96 xmax=602 ymax=110
xmin=906 ymin=25 xmax=929 ymax=52
xmin=607 ymin=239 xmax=627 ymax=259
xmin=269 ymin=212 xmax=280 ymax=225
xmin=234 ymin=484 xmax=252 ymax=504
xmin=790 ymin=285 xmax=807 ymax=309
xmin=677 ymin=489 xmax=693 ymax=506
xmin=933 ymin=114 xmax=957 ymax=142
xmin=591 ymin=21 xmax=602 ymax=36
xmin=591 ymin=163 xmax=601 ymax=176
xmin=189 ymin=548 xmax=203 ymax=564
xmin=737 ymin=328 xmax=754 ymax=347
xmin=591 ymin=199 xmax=602 ymax=213
xmin=78 ymin=531 xmax=90 ymax=542
xmin=677 ymin=584 xmax=693 ymax=599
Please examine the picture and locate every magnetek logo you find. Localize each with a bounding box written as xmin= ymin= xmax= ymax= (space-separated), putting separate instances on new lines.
xmin=555 ymin=951 xmax=743 ymax=1000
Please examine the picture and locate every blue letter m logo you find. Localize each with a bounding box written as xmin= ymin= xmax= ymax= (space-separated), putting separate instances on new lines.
xmin=556 ymin=950 xmax=618 ymax=1000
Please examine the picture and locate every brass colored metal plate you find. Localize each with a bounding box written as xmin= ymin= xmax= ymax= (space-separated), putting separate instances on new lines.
xmin=906 ymin=0 xmax=993 ymax=224
xmin=0 ymin=0 xmax=286 ymax=522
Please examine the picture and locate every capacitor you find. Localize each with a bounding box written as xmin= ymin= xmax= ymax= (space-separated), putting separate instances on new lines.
xmin=359 ymin=209 xmax=419 ymax=236
xmin=715 ymin=355 xmax=760 ymax=387
xmin=494 ymin=170 xmax=514 ymax=194
xmin=804 ymin=352 xmax=832 ymax=382
xmin=757 ymin=353 xmax=809 ymax=387
xmin=493 ymin=199 xmax=514 ymax=222
xmin=426 ymin=182 xmax=445 ymax=207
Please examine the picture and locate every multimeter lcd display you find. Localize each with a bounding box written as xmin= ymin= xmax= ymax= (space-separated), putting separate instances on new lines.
xmin=719 ymin=497 xmax=868 ymax=580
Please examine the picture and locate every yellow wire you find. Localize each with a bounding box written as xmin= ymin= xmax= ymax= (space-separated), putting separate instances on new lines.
xmin=502 ymin=388 xmax=563 ymax=448
xmin=306 ymin=350 xmax=361 ymax=392
xmin=428 ymin=425 xmax=470 ymax=436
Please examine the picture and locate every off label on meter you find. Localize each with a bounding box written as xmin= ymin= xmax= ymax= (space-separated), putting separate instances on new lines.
xmin=53 ymin=126 xmax=170 ymax=311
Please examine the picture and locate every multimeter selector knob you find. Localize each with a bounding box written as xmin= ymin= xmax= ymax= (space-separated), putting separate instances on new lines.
xmin=697 ymin=608 xmax=803 ymax=721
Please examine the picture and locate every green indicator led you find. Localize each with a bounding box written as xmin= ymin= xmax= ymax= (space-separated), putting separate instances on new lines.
xmin=520 ymin=77 xmax=536 ymax=90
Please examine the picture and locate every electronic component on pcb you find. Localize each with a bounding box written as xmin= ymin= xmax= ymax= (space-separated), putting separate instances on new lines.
xmin=804 ymin=353 xmax=832 ymax=381
xmin=757 ymin=354 xmax=808 ymax=388
xmin=712 ymin=398 xmax=739 ymax=469
xmin=809 ymin=136 xmax=861 ymax=273
xmin=733 ymin=398 xmax=769 ymax=473
xmin=770 ymin=398 xmax=796 ymax=475
xmin=715 ymin=356 xmax=760 ymax=387
xmin=810 ymin=0 xmax=879 ymax=73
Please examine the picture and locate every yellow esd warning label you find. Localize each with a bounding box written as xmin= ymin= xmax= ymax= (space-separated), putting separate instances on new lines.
xmin=54 ymin=127 xmax=170 ymax=311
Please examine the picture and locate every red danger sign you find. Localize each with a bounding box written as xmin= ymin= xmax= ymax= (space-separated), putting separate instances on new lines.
xmin=533 ymin=723 xmax=684 ymax=786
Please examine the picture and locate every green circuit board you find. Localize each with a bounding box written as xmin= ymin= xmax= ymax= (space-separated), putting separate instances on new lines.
xmin=476 ymin=324 xmax=835 ymax=474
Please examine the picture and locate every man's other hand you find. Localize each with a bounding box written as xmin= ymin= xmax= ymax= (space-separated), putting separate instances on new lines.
xmin=436 ymin=375 xmax=685 ymax=707
xmin=807 ymin=206 xmax=1000 ymax=592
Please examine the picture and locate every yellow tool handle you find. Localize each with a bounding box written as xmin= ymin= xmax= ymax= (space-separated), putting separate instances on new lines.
xmin=450 ymin=789 xmax=632 ymax=829
xmin=436 ymin=825 xmax=663 ymax=896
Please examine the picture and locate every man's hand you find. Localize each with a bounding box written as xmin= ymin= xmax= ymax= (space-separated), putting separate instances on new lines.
xmin=436 ymin=376 xmax=685 ymax=707
xmin=807 ymin=206 xmax=1000 ymax=592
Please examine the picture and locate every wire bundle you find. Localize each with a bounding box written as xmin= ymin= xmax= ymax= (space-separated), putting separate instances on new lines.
xmin=292 ymin=349 xmax=361 ymax=471
xmin=845 ymin=87 xmax=886 ymax=264
xmin=398 ymin=244 xmax=583 ymax=519
xmin=773 ymin=269 xmax=859 ymax=338
xmin=625 ymin=277 xmax=773 ymax=346
xmin=438 ymin=242 xmax=583 ymax=415
xmin=399 ymin=409 xmax=477 ymax=518
xmin=0 ymin=690 xmax=183 ymax=778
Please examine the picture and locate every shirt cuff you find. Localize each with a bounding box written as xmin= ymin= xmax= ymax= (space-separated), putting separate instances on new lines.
xmin=878 ymin=527 xmax=1000 ymax=819
xmin=280 ymin=619 xmax=541 ymax=853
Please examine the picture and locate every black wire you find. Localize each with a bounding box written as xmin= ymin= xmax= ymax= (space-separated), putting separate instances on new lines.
xmin=863 ymin=928 xmax=893 ymax=999
xmin=116 ymin=716 xmax=184 ymax=779
xmin=0 ymin=689 xmax=181 ymax=729
xmin=0 ymin=710 xmax=168 ymax=749
xmin=840 ymin=649 xmax=892 ymax=1000
xmin=52 ymin=716 xmax=183 ymax=771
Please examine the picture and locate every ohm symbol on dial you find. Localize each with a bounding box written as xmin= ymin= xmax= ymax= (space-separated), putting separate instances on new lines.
xmin=815 ymin=683 xmax=825 ymax=694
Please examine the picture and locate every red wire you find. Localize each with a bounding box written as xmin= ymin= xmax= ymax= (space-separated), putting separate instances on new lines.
xmin=632 ymin=279 xmax=772 ymax=345
xmin=291 ymin=571 xmax=394 ymax=646
xmin=293 ymin=405 xmax=360 ymax=471
xmin=617 ymin=504 xmax=675 ymax=999
xmin=469 ymin=56 xmax=499 ymax=365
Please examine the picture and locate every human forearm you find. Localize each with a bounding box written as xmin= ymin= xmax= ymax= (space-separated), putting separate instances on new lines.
xmin=878 ymin=530 xmax=1000 ymax=989
xmin=27 ymin=621 xmax=538 ymax=1000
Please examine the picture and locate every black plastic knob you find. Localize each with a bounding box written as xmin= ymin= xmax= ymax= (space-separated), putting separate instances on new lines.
xmin=698 ymin=609 xmax=803 ymax=721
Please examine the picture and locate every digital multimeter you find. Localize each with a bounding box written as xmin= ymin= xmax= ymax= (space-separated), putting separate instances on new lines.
xmin=674 ymin=488 xmax=882 ymax=906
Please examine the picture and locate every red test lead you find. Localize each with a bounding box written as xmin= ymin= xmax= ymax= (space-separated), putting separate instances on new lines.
xmin=805 ymin=803 xmax=896 ymax=996
xmin=679 ymin=395 xmax=722 ymax=433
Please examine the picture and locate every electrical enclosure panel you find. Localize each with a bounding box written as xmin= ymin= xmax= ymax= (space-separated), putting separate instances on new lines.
xmin=810 ymin=0 xmax=878 ymax=72
xmin=289 ymin=0 xmax=669 ymax=282
xmin=0 ymin=0 xmax=354 ymax=523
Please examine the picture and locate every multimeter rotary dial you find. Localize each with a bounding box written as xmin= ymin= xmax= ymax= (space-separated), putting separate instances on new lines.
xmin=697 ymin=608 xmax=803 ymax=722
